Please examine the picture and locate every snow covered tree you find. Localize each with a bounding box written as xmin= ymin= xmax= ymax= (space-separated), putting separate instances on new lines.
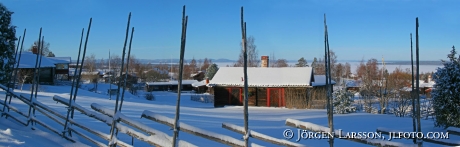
xmin=432 ymin=46 xmax=460 ymax=128
xmin=295 ymin=57 xmax=308 ymax=67
xmin=332 ymin=88 xmax=356 ymax=114
xmin=0 ymin=4 xmax=17 ymax=84
xmin=205 ymin=63 xmax=219 ymax=80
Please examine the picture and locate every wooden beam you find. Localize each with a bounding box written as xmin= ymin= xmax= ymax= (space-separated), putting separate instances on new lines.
xmin=222 ymin=123 xmax=306 ymax=147
xmin=142 ymin=111 xmax=251 ymax=147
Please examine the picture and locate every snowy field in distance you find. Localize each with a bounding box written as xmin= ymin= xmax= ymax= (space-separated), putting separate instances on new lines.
xmin=0 ymin=83 xmax=458 ymax=147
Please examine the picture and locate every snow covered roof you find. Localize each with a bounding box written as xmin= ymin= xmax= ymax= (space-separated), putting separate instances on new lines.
xmin=419 ymin=81 xmax=435 ymax=88
xmin=47 ymin=57 xmax=71 ymax=64
xmin=311 ymin=75 xmax=337 ymax=86
xmin=16 ymin=52 xmax=56 ymax=68
xmin=191 ymin=81 xmax=206 ymax=87
xmin=208 ymin=67 xmax=313 ymax=87
xmin=345 ymin=80 xmax=361 ymax=87
xmin=146 ymin=80 xmax=199 ymax=86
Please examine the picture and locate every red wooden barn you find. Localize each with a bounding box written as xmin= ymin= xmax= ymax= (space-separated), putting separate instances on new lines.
xmin=207 ymin=67 xmax=334 ymax=109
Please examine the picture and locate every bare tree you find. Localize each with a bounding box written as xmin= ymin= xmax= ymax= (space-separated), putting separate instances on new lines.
xmin=202 ymin=58 xmax=211 ymax=71
xmin=273 ymin=59 xmax=289 ymax=67
xmin=234 ymin=36 xmax=259 ymax=67
xmin=189 ymin=58 xmax=197 ymax=73
xmin=84 ymin=54 xmax=97 ymax=72
xmin=357 ymin=58 xmax=380 ymax=113
xmin=27 ymin=39 xmax=51 ymax=56
xmin=108 ymin=54 xmax=122 ymax=82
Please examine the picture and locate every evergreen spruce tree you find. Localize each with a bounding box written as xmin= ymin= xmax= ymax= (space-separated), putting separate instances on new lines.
xmin=205 ymin=63 xmax=219 ymax=80
xmin=295 ymin=57 xmax=309 ymax=67
xmin=0 ymin=4 xmax=17 ymax=84
xmin=432 ymin=46 xmax=460 ymax=128
xmin=333 ymin=88 xmax=355 ymax=114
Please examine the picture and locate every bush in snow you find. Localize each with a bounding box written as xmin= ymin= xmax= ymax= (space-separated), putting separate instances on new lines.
xmin=0 ymin=4 xmax=17 ymax=84
xmin=145 ymin=92 xmax=155 ymax=101
xmin=333 ymin=88 xmax=356 ymax=114
xmin=432 ymin=46 xmax=460 ymax=128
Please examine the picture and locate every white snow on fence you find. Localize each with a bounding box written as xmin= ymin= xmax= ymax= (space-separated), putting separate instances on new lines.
xmin=142 ymin=110 xmax=262 ymax=147
xmin=90 ymin=103 xmax=196 ymax=147
xmin=222 ymin=122 xmax=305 ymax=147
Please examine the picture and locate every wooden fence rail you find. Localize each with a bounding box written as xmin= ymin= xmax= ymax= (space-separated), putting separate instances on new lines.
xmin=52 ymin=95 xmax=132 ymax=147
xmin=0 ymin=84 xmax=75 ymax=142
xmin=90 ymin=103 xmax=196 ymax=147
xmin=141 ymin=110 xmax=264 ymax=147
xmin=222 ymin=122 xmax=306 ymax=147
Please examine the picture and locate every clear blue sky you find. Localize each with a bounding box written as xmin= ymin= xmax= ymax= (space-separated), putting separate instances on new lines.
xmin=2 ymin=0 xmax=459 ymax=61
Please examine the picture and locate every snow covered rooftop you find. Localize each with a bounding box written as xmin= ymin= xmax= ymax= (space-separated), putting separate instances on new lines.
xmin=16 ymin=52 xmax=56 ymax=68
xmin=208 ymin=67 xmax=313 ymax=87
xmin=311 ymin=75 xmax=337 ymax=86
xmin=47 ymin=57 xmax=71 ymax=64
xmin=146 ymin=80 xmax=199 ymax=86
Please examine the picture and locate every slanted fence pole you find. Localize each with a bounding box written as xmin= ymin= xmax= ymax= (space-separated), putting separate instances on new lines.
xmin=63 ymin=28 xmax=85 ymax=137
xmin=119 ymin=27 xmax=135 ymax=112
xmin=109 ymin=13 xmax=131 ymax=147
xmin=240 ymin=6 xmax=250 ymax=147
xmin=31 ymin=36 xmax=45 ymax=118
xmin=71 ymin=18 xmax=92 ymax=119
xmin=2 ymin=35 xmax=21 ymax=114
xmin=8 ymin=29 xmax=26 ymax=105
xmin=324 ymin=13 xmax=334 ymax=147
xmin=415 ymin=17 xmax=422 ymax=146
xmin=172 ymin=5 xmax=188 ymax=147
xmin=410 ymin=33 xmax=416 ymax=144
xmin=326 ymin=19 xmax=334 ymax=147
xmin=27 ymin=28 xmax=42 ymax=128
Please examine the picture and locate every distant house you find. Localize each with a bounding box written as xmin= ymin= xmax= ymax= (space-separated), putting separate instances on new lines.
xmin=419 ymin=75 xmax=435 ymax=98
xmin=207 ymin=66 xmax=335 ymax=109
xmin=345 ymin=79 xmax=361 ymax=92
xmin=145 ymin=80 xmax=198 ymax=92
xmin=16 ymin=52 xmax=57 ymax=85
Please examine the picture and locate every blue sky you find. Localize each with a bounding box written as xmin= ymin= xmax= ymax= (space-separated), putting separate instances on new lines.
xmin=2 ymin=0 xmax=459 ymax=61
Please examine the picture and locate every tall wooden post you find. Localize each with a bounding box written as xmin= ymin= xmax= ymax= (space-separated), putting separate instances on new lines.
xmin=71 ymin=18 xmax=93 ymax=120
xmin=63 ymin=28 xmax=85 ymax=136
xmin=109 ymin=13 xmax=131 ymax=146
xmin=119 ymin=27 xmax=135 ymax=112
xmin=410 ymin=33 xmax=416 ymax=144
xmin=241 ymin=6 xmax=250 ymax=147
xmin=172 ymin=5 xmax=188 ymax=147
xmin=27 ymin=28 xmax=41 ymax=128
xmin=8 ymin=29 xmax=26 ymax=105
xmin=415 ymin=17 xmax=422 ymax=146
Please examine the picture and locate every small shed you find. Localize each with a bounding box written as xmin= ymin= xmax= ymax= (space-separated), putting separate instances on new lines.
xmin=208 ymin=67 xmax=335 ymax=109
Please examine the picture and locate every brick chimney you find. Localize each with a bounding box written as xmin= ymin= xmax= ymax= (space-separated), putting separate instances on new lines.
xmin=261 ymin=56 xmax=269 ymax=67
xmin=32 ymin=45 xmax=39 ymax=54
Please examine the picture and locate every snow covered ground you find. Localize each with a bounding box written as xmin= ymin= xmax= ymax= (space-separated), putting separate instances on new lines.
xmin=0 ymin=83 xmax=458 ymax=147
